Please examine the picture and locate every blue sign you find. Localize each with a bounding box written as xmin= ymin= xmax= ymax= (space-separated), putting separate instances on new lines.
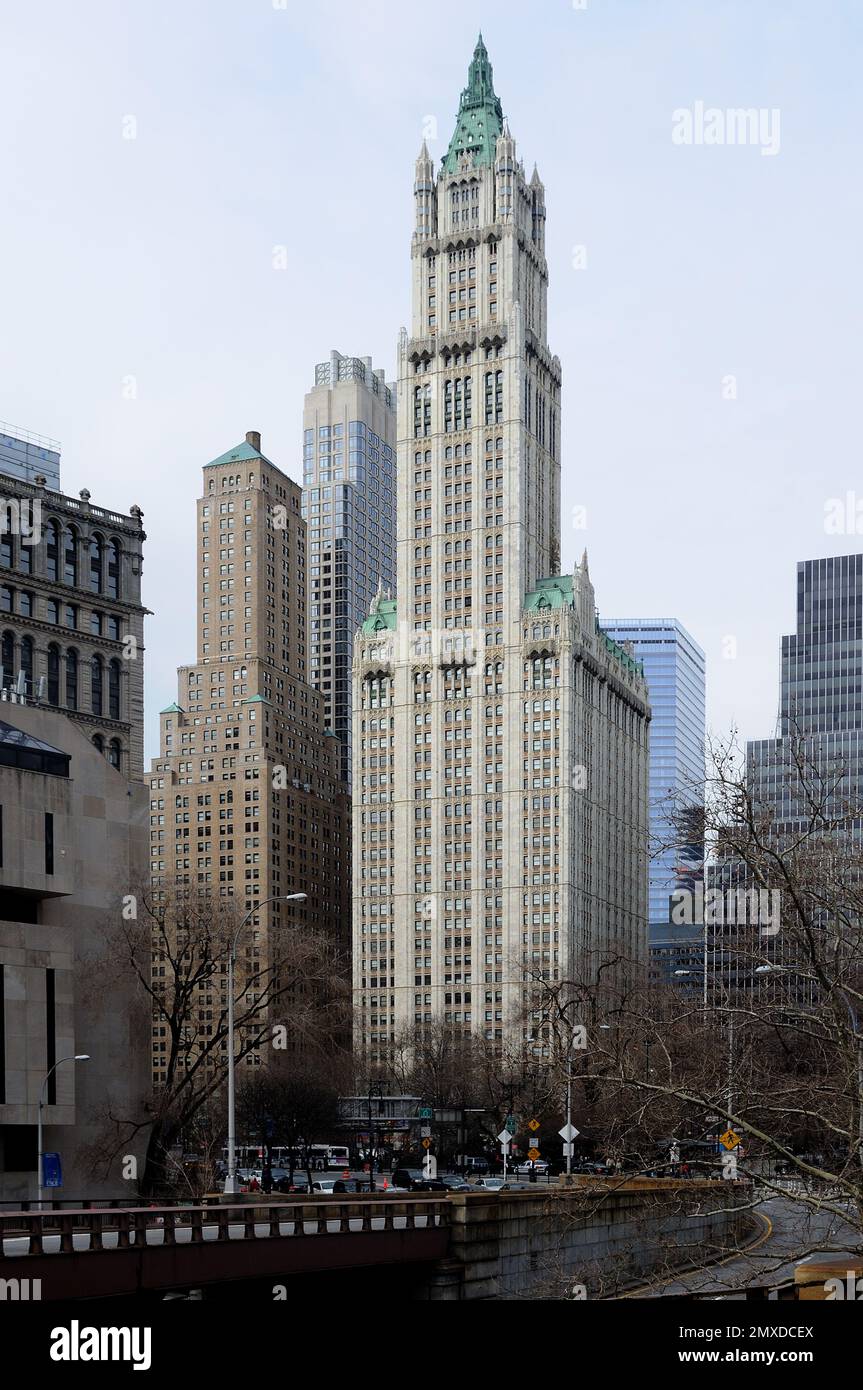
xmin=42 ymin=1153 xmax=63 ymax=1188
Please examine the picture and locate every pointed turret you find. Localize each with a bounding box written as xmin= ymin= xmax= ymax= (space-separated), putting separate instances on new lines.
xmin=414 ymin=138 xmax=436 ymax=238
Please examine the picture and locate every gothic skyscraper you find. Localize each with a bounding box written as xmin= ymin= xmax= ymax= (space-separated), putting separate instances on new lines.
xmin=352 ymin=39 xmax=650 ymax=1061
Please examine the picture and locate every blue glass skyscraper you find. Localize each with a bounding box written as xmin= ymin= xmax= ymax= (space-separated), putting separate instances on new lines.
xmin=601 ymin=618 xmax=706 ymax=977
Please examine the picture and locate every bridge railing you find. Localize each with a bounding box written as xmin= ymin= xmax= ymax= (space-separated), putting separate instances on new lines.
xmin=0 ymin=1197 xmax=451 ymax=1256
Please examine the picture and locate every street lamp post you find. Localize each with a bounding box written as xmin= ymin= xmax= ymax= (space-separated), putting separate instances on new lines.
xmin=37 ymin=1054 xmax=90 ymax=1209
xmin=224 ymin=893 xmax=307 ymax=1196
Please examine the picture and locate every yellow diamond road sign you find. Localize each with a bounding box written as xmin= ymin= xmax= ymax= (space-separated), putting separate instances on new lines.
xmin=528 ymin=1147 xmax=540 ymax=1161
xmin=720 ymin=1129 xmax=741 ymax=1151
xmin=528 ymin=1118 xmax=540 ymax=1132
xmin=421 ymin=1137 xmax=432 ymax=1149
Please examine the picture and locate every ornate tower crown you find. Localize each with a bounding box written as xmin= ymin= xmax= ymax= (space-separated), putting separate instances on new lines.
xmin=442 ymin=33 xmax=504 ymax=174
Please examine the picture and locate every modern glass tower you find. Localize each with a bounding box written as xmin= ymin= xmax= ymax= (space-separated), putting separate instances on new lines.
xmin=748 ymin=555 xmax=863 ymax=835
xmin=602 ymin=619 xmax=706 ymax=978
xmin=0 ymin=421 xmax=61 ymax=489
xmin=302 ymin=352 xmax=396 ymax=785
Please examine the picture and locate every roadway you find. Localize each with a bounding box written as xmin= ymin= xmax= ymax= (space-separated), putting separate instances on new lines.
xmin=626 ymin=1195 xmax=861 ymax=1298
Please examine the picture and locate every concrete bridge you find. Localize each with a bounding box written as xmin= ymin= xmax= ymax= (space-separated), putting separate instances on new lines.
xmin=0 ymin=1178 xmax=752 ymax=1301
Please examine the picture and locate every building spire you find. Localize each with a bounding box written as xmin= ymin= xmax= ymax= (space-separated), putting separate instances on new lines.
xmin=442 ymin=35 xmax=504 ymax=174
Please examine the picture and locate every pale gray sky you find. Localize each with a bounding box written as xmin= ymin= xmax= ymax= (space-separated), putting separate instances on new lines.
xmin=1 ymin=0 xmax=860 ymax=762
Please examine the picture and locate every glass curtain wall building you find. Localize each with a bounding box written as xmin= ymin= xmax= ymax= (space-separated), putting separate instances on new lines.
xmin=302 ymin=352 xmax=396 ymax=785
xmin=602 ymin=618 xmax=706 ymax=980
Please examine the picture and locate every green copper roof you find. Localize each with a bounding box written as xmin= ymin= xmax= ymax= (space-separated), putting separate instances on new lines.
xmin=443 ymin=34 xmax=504 ymax=174
xmin=361 ymin=598 xmax=398 ymax=635
xmin=160 ymin=702 xmax=183 ymax=714
xmin=206 ymin=440 xmax=274 ymax=469
xmin=596 ymin=623 xmax=644 ymax=677
xmin=242 ymin=694 xmax=269 ymax=705
xmin=524 ymin=575 xmax=575 ymax=611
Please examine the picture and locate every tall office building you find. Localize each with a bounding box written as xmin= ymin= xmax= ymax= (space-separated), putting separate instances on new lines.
xmin=0 ymin=421 xmax=61 ymax=490
xmin=602 ymin=620 xmax=706 ymax=981
xmin=748 ymin=555 xmax=863 ymax=827
xmin=302 ymin=352 xmax=396 ymax=785
xmin=149 ymin=433 xmax=349 ymax=1086
xmin=351 ymin=39 xmax=651 ymax=1062
xmin=0 ymin=463 xmax=147 ymax=777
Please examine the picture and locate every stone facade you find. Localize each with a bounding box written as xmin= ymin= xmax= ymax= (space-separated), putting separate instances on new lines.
xmin=0 ymin=469 xmax=146 ymax=778
xmin=148 ymin=434 xmax=350 ymax=1086
xmin=351 ymin=39 xmax=650 ymax=1059
xmin=0 ymin=703 xmax=149 ymax=1201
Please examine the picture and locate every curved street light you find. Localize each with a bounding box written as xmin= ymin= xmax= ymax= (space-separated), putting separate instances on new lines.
xmin=37 ymin=1053 xmax=90 ymax=1208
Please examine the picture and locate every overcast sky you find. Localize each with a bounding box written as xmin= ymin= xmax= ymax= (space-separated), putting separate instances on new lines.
xmin=2 ymin=0 xmax=860 ymax=763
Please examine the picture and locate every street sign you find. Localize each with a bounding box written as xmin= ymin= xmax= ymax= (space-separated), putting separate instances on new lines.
xmin=420 ymin=1125 xmax=431 ymax=1138
xmin=421 ymin=1137 xmax=432 ymax=1149
xmin=528 ymin=1147 xmax=540 ymax=1161
xmin=558 ymin=1123 xmax=579 ymax=1142
xmin=419 ymin=1106 xmax=433 ymax=1119
xmin=562 ymin=1142 xmax=574 ymax=1158
xmin=720 ymin=1129 xmax=741 ymax=1151
xmin=505 ymin=1114 xmax=517 ymax=1134
xmin=528 ymin=1118 xmax=540 ymax=1132
xmin=497 ymin=1129 xmax=512 ymax=1146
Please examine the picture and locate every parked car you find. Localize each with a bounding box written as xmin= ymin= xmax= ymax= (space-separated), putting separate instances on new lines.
xmin=439 ymin=1175 xmax=472 ymax=1192
xmin=391 ymin=1168 xmax=446 ymax=1192
xmin=516 ymin=1159 xmax=549 ymax=1176
xmin=476 ymin=1176 xmax=507 ymax=1191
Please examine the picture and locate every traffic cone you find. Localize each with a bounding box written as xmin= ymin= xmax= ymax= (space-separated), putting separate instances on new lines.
xmin=382 ymin=1178 xmax=388 ymax=1189
xmin=342 ymin=1168 xmax=350 ymax=1179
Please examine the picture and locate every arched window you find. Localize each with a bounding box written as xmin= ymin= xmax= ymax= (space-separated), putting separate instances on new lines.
xmin=65 ymin=648 xmax=78 ymax=710
xmin=108 ymin=658 xmax=121 ymax=719
xmin=1 ymin=630 xmax=13 ymax=685
xmin=107 ymin=539 xmax=121 ymax=599
xmin=20 ymin=636 xmax=33 ymax=690
xmin=63 ymin=526 xmax=78 ymax=586
xmin=47 ymin=644 xmax=60 ymax=704
xmin=89 ymin=534 xmax=103 ymax=593
xmin=91 ymin=654 xmax=103 ymax=715
xmin=46 ymin=520 xmax=60 ymax=580
xmin=92 ymin=734 xmax=104 ymax=753
xmin=107 ymin=739 xmax=121 ymax=769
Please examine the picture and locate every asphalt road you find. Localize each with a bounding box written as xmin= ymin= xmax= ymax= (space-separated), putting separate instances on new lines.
xmin=626 ymin=1195 xmax=861 ymax=1298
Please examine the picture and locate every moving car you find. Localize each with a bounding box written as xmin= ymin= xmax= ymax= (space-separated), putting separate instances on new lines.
xmin=476 ymin=1176 xmax=507 ymax=1191
xmin=391 ymin=1168 xmax=446 ymax=1192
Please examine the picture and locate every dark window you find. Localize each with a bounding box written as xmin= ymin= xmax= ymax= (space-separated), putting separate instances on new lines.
xmin=0 ymin=532 xmax=13 ymax=568
xmin=46 ymin=968 xmax=56 ymax=1102
xmin=18 ymin=541 xmax=31 ymax=575
xmin=107 ymin=540 xmax=121 ymax=599
xmin=92 ymin=734 xmax=104 ymax=753
xmin=20 ymin=592 xmax=32 ymax=617
xmin=47 ymin=645 xmax=60 ymax=704
xmin=108 ymin=739 xmax=121 ymax=770
xmin=65 ymin=649 xmax=78 ymax=710
xmin=65 ymin=604 xmax=77 ymax=630
xmin=90 ymin=611 xmax=102 ymax=636
xmin=46 ymin=520 xmax=60 ymax=581
xmin=109 ymin=659 xmax=120 ymax=719
xmin=64 ymin=526 xmax=77 ymax=585
xmin=46 ymin=598 xmax=59 ymax=624
xmin=20 ymin=637 xmax=33 ymax=690
xmin=0 ymin=961 xmax=4 ymax=1104
xmin=107 ymin=615 xmax=120 ymax=641
xmin=91 ymin=655 xmax=103 ymax=715
xmin=89 ymin=535 xmax=103 ymax=593
xmin=45 ymin=812 xmax=54 ymax=875
xmin=1 ymin=631 xmax=13 ymax=686
xmin=0 ymin=586 xmax=12 ymax=613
